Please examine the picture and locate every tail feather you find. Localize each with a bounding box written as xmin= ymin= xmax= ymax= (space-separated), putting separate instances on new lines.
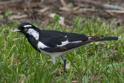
xmin=88 ymin=36 xmax=118 ymax=42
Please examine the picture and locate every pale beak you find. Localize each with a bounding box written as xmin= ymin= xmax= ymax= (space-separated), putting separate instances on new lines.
xmin=11 ymin=29 xmax=20 ymax=32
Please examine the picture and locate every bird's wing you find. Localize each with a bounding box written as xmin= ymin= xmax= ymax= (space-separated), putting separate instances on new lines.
xmin=39 ymin=32 xmax=89 ymax=52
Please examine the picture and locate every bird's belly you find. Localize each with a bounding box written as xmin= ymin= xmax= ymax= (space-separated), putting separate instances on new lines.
xmin=40 ymin=50 xmax=65 ymax=58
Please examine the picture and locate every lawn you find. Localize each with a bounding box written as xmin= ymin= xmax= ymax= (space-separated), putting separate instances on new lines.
xmin=0 ymin=17 xmax=124 ymax=83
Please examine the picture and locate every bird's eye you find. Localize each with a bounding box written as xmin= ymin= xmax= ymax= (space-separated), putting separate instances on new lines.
xmin=24 ymin=27 xmax=29 ymax=32
xmin=23 ymin=25 xmax=32 ymax=32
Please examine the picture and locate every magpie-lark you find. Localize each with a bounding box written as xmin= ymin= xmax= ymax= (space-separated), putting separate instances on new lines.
xmin=13 ymin=22 xmax=118 ymax=71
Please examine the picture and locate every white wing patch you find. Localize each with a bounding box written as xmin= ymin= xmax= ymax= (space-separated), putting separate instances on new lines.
xmin=71 ymin=41 xmax=82 ymax=43
xmin=37 ymin=41 xmax=48 ymax=49
xmin=64 ymin=35 xmax=67 ymax=38
xmin=27 ymin=28 xmax=39 ymax=40
xmin=24 ymin=25 xmax=32 ymax=28
xmin=57 ymin=40 xmax=69 ymax=47
xmin=57 ymin=39 xmax=82 ymax=47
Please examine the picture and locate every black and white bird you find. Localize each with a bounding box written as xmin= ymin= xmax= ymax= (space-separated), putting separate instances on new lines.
xmin=13 ymin=22 xmax=118 ymax=71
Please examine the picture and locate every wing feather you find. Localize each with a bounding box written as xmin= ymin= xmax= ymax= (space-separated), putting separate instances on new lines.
xmin=38 ymin=31 xmax=89 ymax=52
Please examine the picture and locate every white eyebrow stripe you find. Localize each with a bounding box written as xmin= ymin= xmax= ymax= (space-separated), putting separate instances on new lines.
xmin=27 ymin=28 xmax=39 ymax=40
xmin=24 ymin=25 xmax=32 ymax=28
xmin=37 ymin=41 xmax=49 ymax=49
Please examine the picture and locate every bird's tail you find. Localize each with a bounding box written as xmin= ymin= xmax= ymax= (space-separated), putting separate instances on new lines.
xmin=88 ymin=36 xmax=118 ymax=42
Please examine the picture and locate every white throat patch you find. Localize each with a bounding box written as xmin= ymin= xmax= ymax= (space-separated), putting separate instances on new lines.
xmin=27 ymin=28 xmax=39 ymax=40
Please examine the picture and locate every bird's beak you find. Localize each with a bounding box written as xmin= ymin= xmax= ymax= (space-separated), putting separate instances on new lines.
xmin=12 ymin=28 xmax=20 ymax=32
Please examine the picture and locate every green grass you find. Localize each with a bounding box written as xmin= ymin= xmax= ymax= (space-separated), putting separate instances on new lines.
xmin=0 ymin=17 xmax=124 ymax=83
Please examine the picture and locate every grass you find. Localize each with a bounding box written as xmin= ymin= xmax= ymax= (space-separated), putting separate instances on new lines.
xmin=0 ymin=17 xmax=124 ymax=83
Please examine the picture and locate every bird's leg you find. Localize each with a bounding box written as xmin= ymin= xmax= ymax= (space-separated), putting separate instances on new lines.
xmin=63 ymin=59 xmax=66 ymax=72
xmin=51 ymin=56 xmax=56 ymax=64
xmin=61 ymin=56 xmax=66 ymax=72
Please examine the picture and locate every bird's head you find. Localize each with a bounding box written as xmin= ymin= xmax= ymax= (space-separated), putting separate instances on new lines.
xmin=13 ymin=22 xmax=40 ymax=40
xmin=13 ymin=22 xmax=36 ymax=34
